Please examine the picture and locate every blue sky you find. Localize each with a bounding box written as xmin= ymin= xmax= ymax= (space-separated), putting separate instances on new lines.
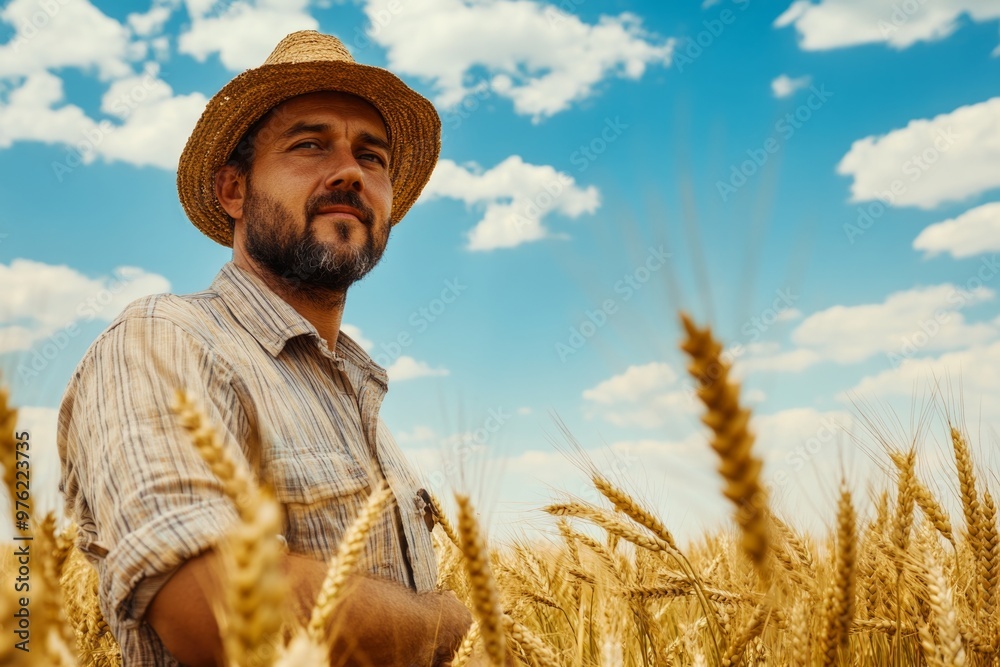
xmin=2 ymin=0 xmax=999 ymax=542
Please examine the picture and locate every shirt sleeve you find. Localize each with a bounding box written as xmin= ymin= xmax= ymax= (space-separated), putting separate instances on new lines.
xmin=58 ymin=310 xmax=246 ymax=630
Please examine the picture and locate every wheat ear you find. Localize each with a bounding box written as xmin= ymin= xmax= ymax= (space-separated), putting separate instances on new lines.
xmin=679 ymin=313 xmax=769 ymax=578
xmin=889 ymin=451 xmax=954 ymax=546
xmin=923 ymin=540 xmax=967 ymax=667
xmin=951 ymin=427 xmax=983 ymax=557
xmin=273 ymin=628 xmax=330 ymax=667
xmin=559 ymin=522 xmax=626 ymax=584
xmin=172 ymin=388 xmax=255 ymax=508
xmin=36 ymin=513 xmax=75 ymax=659
xmin=544 ymin=502 xmax=675 ymax=554
xmin=503 ymin=614 xmax=559 ymax=666
xmin=455 ymin=493 xmax=505 ymax=667
xmin=592 ymin=474 xmax=679 ymax=551
xmin=61 ymin=546 xmax=122 ymax=666
xmin=818 ymin=484 xmax=857 ymax=666
xmin=427 ymin=489 xmax=462 ymax=549
xmin=451 ymin=621 xmax=481 ymax=667
xmin=720 ymin=604 xmax=768 ymax=667
xmin=0 ymin=385 xmax=19 ymax=529
xmin=307 ymin=482 xmax=393 ymax=643
xmin=891 ymin=449 xmax=916 ymax=573
xmin=172 ymin=389 xmax=286 ymax=667
xmin=787 ymin=594 xmax=811 ymax=667
xmin=978 ymin=491 xmax=999 ymax=638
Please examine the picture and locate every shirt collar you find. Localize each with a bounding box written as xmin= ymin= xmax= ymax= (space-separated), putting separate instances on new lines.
xmin=210 ymin=261 xmax=389 ymax=384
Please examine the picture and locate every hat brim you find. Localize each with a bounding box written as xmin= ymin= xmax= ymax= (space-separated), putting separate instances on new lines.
xmin=177 ymin=60 xmax=441 ymax=248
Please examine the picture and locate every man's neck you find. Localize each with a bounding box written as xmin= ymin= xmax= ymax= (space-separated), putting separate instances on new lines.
xmin=233 ymin=253 xmax=346 ymax=354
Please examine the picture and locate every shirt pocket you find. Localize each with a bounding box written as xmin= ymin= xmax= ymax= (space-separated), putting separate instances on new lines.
xmin=268 ymin=452 xmax=370 ymax=506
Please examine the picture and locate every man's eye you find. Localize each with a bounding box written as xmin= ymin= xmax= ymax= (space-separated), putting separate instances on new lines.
xmin=360 ymin=152 xmax=386 ymax=165
xmin=293 ymin=140 xmax=321 ymax=150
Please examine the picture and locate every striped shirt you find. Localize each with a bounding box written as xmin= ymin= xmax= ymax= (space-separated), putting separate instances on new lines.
xmin=57 ymin=260 xmax=437 ymax=666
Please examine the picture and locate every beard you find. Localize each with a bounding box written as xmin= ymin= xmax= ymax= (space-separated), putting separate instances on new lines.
xmin=242 ymin=177 xmax=389 ymax=299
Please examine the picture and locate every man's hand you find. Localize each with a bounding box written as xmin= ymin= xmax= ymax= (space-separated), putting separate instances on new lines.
xmin=419 ymin=590 xmax=473 ymax=666
xmin=147 ymin=549 xmax=475 ymax=666
xmin=321 ymin=578 xmax=472 ymax=666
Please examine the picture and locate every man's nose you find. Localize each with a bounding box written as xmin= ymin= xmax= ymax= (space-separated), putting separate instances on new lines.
xmin=323 ymin=148 xmax=364 ymax=191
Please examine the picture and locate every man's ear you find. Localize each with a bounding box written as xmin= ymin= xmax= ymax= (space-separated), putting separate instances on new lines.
xmin=215 ymin=164 xmax=245 ymax=221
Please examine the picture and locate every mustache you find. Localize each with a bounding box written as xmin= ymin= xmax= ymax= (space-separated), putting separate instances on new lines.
xmin=305 ymin=190 xmax=376 ymax=227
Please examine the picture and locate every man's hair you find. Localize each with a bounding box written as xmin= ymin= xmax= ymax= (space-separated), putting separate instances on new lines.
xmin=221 ymin=110 xmax=274 ymax=230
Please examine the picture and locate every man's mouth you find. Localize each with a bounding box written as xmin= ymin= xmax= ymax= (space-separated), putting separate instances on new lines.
xmin=315 ymin=205 xmax=363 ymax=223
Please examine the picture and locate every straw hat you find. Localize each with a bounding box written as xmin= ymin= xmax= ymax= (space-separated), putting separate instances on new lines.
xmin=177 ymin=30 xmax=441 ymax=248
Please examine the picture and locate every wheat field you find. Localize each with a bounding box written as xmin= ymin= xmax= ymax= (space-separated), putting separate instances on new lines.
xmin=1 ymin=312 xmax=997 ymax=666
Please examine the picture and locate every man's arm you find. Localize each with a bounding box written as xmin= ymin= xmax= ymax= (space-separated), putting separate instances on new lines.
xmin=146 ymin=549 xmax=473 ymax=667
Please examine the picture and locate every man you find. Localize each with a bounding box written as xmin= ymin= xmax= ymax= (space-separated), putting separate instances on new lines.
xmin=57 ymin=30 xmax=472 ymax=666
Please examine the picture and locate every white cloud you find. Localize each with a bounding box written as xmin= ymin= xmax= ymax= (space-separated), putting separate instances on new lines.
xmin=516 ymin=406 xmax=533 ymax=416
xmin=838 ymin=341 xmax=1000 ymax=427
xmin=128 ymin=5 xmax=173 ymax=37
xmin=386 ymin=355 xmax=449 ymax=382
xmin=395 ymin=425 xmax=437 ymax=444
xmin=732 ymin=284 xmax=999 ymax=375
xmin=94 ymin=66 xmax=209 ymax=170
xmin=0 ymin=72 xmax=99 ymax=151
xmin=774 ymin=0 xmax=1000 ymax=52
xmin=913 ymin=202 xmax=1000 ymax=259
xmin=0 ymin=0 xmax=135 ymax=80
xmin=776 ymin=307 xmax=802 ymax=322
xmin=0 ymin=260 xmax=170 ymax=354
xmin=582 ymin=362 xmax=697 ymax=429
xmin=178 ymin=0 xmax=318 ymax=71
xmin=736 ymin=347 xmax=823 ymax=374
xmin=837 ymin=97 xmax=1000 ymax=209
xmin=582 ymin=362 xmax=677 ymax=404
xmin=363 ymin=0 xmax=674 ymax=119
xmin=590 ymin=390 xmax=697 ymax=429
xmin=420 ymin=156 xmax=600 ymax=251
xmin=341 ymin=325 xmax=446 ymax=382
xmin=752 ymin=407 xmax=854 ymax=457
xmin=790 ymin=284 xmax=997 ymax=364
xmin=0 ymin=68 xmax=207 ymax=171
xmin=432 ymin=405 xmax=868 ymax=543
xmin=771 ymin=73 xmax=811 ymax=98
xmin=340 ymin=323 xmax=373 ymax=351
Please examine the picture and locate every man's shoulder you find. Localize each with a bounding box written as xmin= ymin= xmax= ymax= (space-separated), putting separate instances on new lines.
xmin=78 ymin=288 xmax=224 ymax=368
xmin=111 ymin=288 xmax=220 ymax=338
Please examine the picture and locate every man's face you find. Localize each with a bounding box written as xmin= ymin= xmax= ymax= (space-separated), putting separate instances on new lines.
xmin=228 ymin=91 xmax=394 ymax=295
